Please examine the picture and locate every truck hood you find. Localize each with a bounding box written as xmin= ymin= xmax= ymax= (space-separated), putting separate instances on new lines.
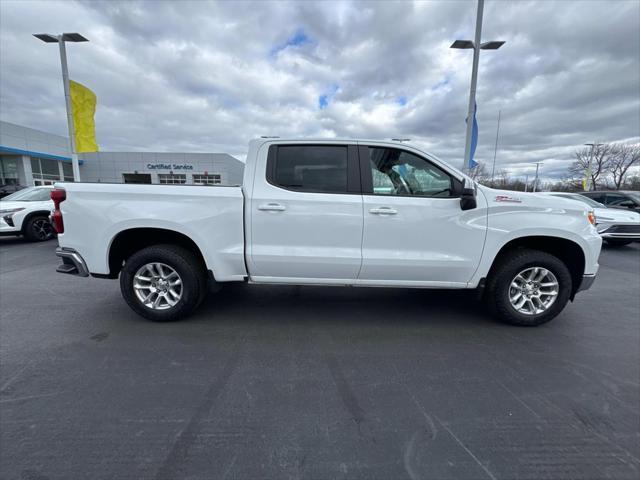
xmin=478 ymin=186 xmax=591 ymax=212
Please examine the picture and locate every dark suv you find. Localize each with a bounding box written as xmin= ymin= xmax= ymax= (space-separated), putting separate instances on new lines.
xmin=580 ymin=191 xmax=640 ymax=212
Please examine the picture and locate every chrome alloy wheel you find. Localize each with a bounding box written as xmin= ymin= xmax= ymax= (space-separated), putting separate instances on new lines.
xmin=32 ymin=218 xmax=54 ymax=240
xmin=509 ymin=267 xmax=559 ymax=315
xmin=133 ymin=262 xmax=183 ymax=310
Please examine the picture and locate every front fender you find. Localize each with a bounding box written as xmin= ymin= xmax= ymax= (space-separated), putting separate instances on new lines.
xmin=469 ymin=206 xmax=602 ymax=286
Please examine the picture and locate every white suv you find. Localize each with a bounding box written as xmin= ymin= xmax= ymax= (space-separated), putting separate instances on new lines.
xmin=0 ymin=186 xmax=56 ymax=241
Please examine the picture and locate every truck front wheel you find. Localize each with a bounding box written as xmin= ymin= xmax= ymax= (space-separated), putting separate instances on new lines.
xmin=485 ymin=249 xmax=572 ymax=326
xmin=120 ymin=244 xmax=207 ymax=322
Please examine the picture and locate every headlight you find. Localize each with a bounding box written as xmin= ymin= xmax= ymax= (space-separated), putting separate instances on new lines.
xmin=0 ymin=207 xmax=25 ymax=216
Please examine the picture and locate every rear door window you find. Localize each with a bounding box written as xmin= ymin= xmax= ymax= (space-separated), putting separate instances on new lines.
xmin=269 ymin=145 xmax=349 ymax=193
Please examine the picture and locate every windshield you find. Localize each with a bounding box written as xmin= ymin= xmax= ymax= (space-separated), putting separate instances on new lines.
xmin=0 ymin=187 xmax=52 ymax=202
xmin=551 ymin=193 xmax=604 ymax=208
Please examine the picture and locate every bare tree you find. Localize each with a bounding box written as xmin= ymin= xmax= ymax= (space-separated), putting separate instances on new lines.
xmin=469 ymin=162 xmax=489 ymax=183
xmin=609 ymin=143 xmax=640 ymax=190
xmin=624 ymin=174 xmax=640 ymax=190
xmin=568 ymin=144 xmax=613 ymax=190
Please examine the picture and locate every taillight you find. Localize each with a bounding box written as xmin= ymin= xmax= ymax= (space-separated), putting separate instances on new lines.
xmin=51 ymin=188 xmax=66 ymax=234
xmin=587 ymin=211 xmax=596 ymax=226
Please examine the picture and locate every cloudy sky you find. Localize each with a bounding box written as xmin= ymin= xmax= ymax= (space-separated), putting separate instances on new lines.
xmin=1 ymin=0 xmax=639 ymax=180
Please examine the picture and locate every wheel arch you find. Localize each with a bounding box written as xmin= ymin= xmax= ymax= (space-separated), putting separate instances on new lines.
xmin=106 ymin=227 xmax=209 ymax=279
xmin=20 ymin=210 xmax=53 ymax=233
xmin=487 ymin=235 xmax=586 ymax=298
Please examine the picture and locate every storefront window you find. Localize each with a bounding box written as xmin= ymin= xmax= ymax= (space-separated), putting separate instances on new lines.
xmin=158 ymin=173 xmax=187 ymax=184
xmin=193 ymin=174 xmax=221 ymax=185
xmin=0 ymin=156 xmax=20 ymax=185
xmin=62 ymin=162 xmax=74 ymax=181
xmin=31 ymin=157 xmax=63 ymax=184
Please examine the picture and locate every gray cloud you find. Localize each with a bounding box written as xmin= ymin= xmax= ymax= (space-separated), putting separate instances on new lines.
xmin=1 ymin=0 xmax=638 ymax=180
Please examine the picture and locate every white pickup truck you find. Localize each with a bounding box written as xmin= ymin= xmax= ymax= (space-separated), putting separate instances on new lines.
xmin=53 ymin=138 xmax=602 ymax=326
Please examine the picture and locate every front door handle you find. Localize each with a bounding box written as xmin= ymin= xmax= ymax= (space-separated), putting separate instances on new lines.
xmin=258 ymin=203 xmax=286 ymax=212
xmin=369 ymin=207 xmax=397 ymax=215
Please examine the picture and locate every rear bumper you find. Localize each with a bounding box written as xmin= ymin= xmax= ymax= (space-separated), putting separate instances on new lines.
xmin=577 ymin=274 xmax=596 ymax=293
xmin=56 ymin=247 xmax=89 ymax=277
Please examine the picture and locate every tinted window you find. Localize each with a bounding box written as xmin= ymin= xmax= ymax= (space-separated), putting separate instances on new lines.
xmin=367 ymin=147 xmax=453 ymax=197
xmin=585 ymin=192 xmax=605 ymax=203
xmin=273 ymin=145 xmax=348 ymax=193
xmin=606 ymin=193 xmax=632 ymax=206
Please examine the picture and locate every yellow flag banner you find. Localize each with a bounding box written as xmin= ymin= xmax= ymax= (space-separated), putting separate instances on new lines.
xmin=70 ymin=80 xmax=98 ymax=153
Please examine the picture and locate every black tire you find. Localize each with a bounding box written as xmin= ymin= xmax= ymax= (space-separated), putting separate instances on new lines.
xmin=485 ymin=249 xmax=572 ymax=326
xmin=604 ymin=239 xmax=633 ymax=247
xmin=119 ymin=244 xmax=207 ymax=322
xmin=23 ymin=215 xmax=55 ymax=242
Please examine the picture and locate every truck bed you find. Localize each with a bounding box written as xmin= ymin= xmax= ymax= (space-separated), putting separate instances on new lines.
xmin=56 ymin=182 xmax=247 ymax=281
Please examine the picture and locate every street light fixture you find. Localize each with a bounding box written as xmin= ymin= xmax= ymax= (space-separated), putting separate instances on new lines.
xmin=451 ymin=0 xmax=505 ymax=172
xmin=34 ymin=32 xmax=89 ymax=182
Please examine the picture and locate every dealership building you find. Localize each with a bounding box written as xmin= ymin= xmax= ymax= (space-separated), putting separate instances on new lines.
xmin=0 ymin=121 xmax=244 ymax=190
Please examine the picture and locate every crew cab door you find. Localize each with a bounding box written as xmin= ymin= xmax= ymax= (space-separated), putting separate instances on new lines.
xmin=357 ymin=144 xmax=487 ymax=286
xmin=248 ymin=143 xmax=363 ymax=283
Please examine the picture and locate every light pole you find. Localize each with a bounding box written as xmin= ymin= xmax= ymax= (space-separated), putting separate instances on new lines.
xmin=451 ymin=0 xmax=505 ymax=172
xmin=34 ymin=33 xmax=89 ymax=182
xmin=532 ymin=162 xmax=543 ymax=192
xmin=491 ymin=109 xmax=501 ymax=185
xmin=584 ymin=142 xmax=604 ymax=191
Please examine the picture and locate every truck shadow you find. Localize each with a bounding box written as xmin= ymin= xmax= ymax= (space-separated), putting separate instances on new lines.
xmin=194 ymin=283 xmax=497 ymax=328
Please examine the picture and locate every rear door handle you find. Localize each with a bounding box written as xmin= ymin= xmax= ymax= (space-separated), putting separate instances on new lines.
xmin=369 ymin=207 xmax=397 ymax=215
xmin=258 ymin=203 xmax=286 ymax=212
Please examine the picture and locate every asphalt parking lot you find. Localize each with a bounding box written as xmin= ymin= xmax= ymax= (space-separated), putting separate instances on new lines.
xmin=1 ymin=238 xmax=639 ymax=480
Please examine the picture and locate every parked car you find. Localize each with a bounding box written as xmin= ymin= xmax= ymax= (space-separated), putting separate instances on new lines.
xmin=0 ymin=184 xmax=24 ymax=199
xmin=0 ymin=185 xmax=56 ymax=241
xmin=53 ymin=139 xmax=602 ymax=326
xmin=580 ymin=191 xmax=640 ymax=213
xmin=544 ymin=192 xmax=640 ymax=246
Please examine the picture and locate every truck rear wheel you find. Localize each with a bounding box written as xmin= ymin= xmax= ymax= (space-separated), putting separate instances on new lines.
xmin=119 ymin=244 xmax=207 ymax=322
xmin=485 ymin=249 xmax=572 ymax=326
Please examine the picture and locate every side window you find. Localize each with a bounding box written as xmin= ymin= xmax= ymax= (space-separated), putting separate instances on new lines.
xmin=587 ymin=193 xmax=605 ymax=203
xmin=271 ymin=145 xmax=348 ymax=193
xmin=367 ymin=147 xmax=453 ymax=197
xmin=606 ymin=193 xmax=628 ymax=206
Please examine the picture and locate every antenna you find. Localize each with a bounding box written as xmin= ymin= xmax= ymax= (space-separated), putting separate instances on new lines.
xmin=391 ymin=138 xmax=411 ymax=142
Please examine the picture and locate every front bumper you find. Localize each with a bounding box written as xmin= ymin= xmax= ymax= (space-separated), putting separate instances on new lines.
xmin=56 ymin=247 xmax=89 ymax=277
xmin=577 ymin=274 xmax=596 ymax=293
xmin=0 ymin=216 xmax=20 ymax=235
xmin=598 ymin=224 xmax=640 ymax=240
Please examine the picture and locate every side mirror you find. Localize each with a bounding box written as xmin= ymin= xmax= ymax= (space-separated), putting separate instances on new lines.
xmin=460 ymin=187 xmax=477 ymax=210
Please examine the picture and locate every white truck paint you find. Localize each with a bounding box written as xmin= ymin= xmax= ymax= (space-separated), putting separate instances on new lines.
xmin=54 ymin=138 xmax=602 ymax=325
